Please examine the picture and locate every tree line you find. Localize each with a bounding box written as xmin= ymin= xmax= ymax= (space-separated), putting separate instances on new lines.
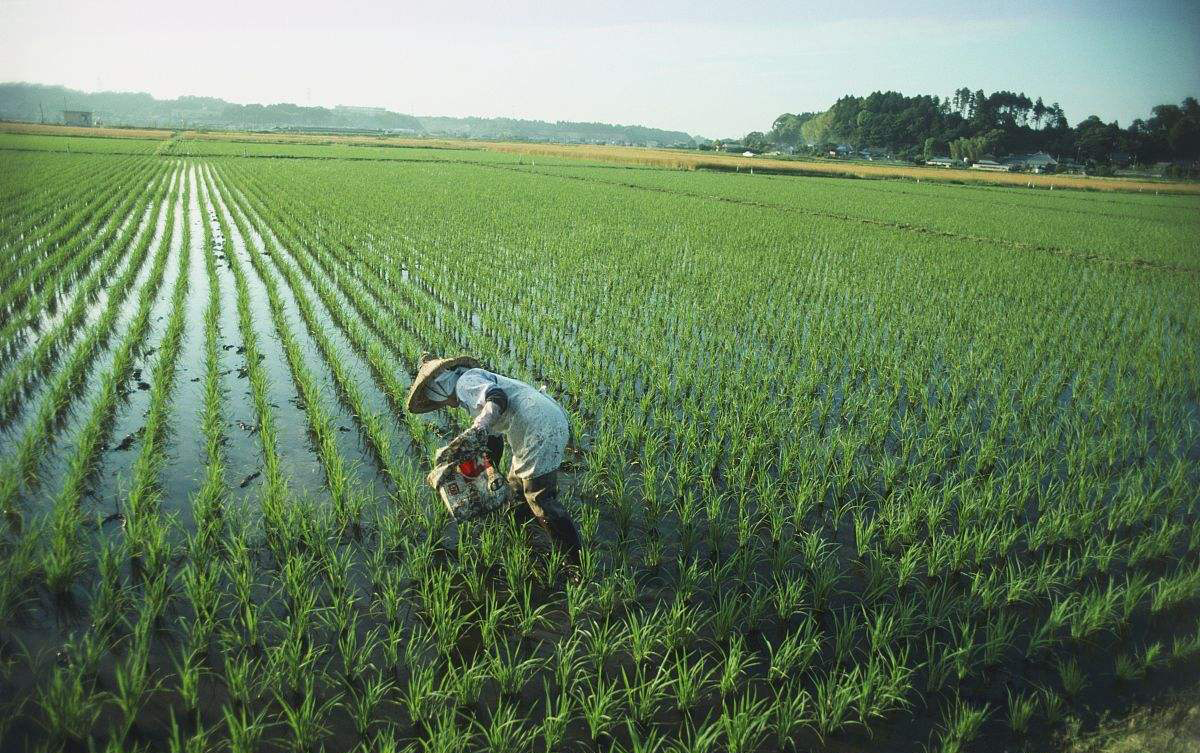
xmin=743 ymin=88 xmax=1199 ymax=169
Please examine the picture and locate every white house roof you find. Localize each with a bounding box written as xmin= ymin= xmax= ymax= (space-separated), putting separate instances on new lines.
xmin=1005 ymin=152 xmax=1058 ymax=165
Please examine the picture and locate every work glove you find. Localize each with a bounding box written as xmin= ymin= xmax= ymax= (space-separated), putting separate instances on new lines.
xmin=434 ymin=426 xmax=488 ymax=467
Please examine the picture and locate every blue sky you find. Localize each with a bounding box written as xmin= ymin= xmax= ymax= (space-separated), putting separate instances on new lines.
xmin=1 ymin=0 xmax=1196 ymax=137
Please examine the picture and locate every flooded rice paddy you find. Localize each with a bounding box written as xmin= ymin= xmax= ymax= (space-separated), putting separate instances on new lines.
xmin=1 ymin=139 xmax=1198 ymax=752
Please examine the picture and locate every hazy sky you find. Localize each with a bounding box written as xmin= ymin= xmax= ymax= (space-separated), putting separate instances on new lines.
xmin=1 ymin=0 xmax=1197 ymax=137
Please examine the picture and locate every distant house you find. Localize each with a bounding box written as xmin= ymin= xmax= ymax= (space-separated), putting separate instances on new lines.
xmin=970 ymin=159 xmax=1012 ymax=172
xmin=1004 ymin=151 xmax=1058 ymax=173
xmin=1108 ymin=151 xmax=1132 ymax=167
xmin=742 ymin=150 xmax=756 ymax=157
xmin=1151 ymin=159 xmax=1199 ymax=176
xmin=860 ymin=147 xmax=889 ymax=160
xmin=63 ymin=110 xmax=93 ymax=127
xmin=925 ymin=156 xmax=959 ymax=168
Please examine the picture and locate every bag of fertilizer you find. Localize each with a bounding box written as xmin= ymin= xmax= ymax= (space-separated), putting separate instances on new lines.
xmin=426 ymin=456 xmax=510 ymax=521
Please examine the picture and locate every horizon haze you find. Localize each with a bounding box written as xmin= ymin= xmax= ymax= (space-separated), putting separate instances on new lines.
xmin=1 ymin=0 xmax=1198 ymax=138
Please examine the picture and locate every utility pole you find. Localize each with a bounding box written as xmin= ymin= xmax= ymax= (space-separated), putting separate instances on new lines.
xmin=39 ymin=102 xmax=45 ymax=123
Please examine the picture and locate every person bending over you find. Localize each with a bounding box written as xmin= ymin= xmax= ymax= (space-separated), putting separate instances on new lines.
xmin=406 ymin=355 xmax=583 ymax=564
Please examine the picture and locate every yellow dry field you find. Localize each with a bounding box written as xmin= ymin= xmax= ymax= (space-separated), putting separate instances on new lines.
xmin=177 ymin=129 xmax=475 ymax=151
xmin=3 ymin=120 xmax=1197 ymax=195
xmin=0 ymin=121 xmax=174 ymax=140
xmin=486 ymin=141 xmax=1200 ymax=195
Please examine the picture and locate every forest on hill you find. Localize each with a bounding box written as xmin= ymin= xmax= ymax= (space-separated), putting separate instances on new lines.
xmin=750 ymin=88 xmax=1199 ymax=168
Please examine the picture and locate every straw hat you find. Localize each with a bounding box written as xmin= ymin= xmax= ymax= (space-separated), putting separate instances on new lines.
xmin=405 ymin=353 xmax=482 ymax=414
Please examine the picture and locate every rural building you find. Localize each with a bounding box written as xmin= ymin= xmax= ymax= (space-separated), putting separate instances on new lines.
xmin=970 ymin=159 xmax=1012 ymax=172
xmin=1004 ymin=151 xmax=1058 ymax=173
xmin=925 ymin=156 xmax=959 ymax=168
xmin=62 ymin=110 xmax=93 ymax=127
xmin=1108 ymin=151 xmax=1132 ymax=167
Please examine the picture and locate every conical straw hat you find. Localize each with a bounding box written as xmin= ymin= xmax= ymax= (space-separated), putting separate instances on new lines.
xmin=405 ymin=353 xmax=482 ymax=413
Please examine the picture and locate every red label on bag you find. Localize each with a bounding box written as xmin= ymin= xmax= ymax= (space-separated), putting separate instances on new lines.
xmin=458 ymin=459 xmax=483 ymax=477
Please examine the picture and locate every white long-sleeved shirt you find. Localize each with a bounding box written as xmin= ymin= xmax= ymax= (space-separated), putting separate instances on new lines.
xmin=453 ymin=368 xmax=569 ymax=479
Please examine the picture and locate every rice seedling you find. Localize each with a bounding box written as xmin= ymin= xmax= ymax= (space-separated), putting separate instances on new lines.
xmin=579 ymin=617 xmax=629 ymax=677
xmin=812 ymin=667 xmax=862 ymax=741
xmin=576 ymin=672 xmax=622 ymax=746
xmin=1057 ymin=656 xmax=1088 ymax=698
xmin=770 ymin=682 xmax=812 ymax=750
xmin=170 ymin=642 xmax=205 ymax=727
xmin=2 ymin=137 xmax=1197 ymax=752
xmin=540 ymin=676 xmax=574 ymax=750
xmin=487 ymin=639 xmax=544 ymax=698
xmin=855 ymin=644 xmax=914 ymax=731
xmin=166 ymin=707 xmax=211 ymax=753
xmin=274 ymin=676 xmax=343 ymax=753
xmin=718 ymin=689 xmax=771 ymax=753
xmin=669 ymin=649 xmax=714 ymax=713
xmin=766 ymin=618 xmax=822 ymax=682
xmin=222 ymin=702 xmax=270 ymax=753
xmin=663 ymin=595 xmax=706 ymax=657
xmin=930 ymin=695 xmax=989 ymax=753
xmin=1169 ymin=619 xmax=1200 ymax=663
xmin=711 ymin=588 xmax=747 ymax=644
xmin=615 ymin=719 xmax=671 ymax=753
xmin=1006 ymin=687 xmax=1037 ymax=734
xmin=472 ymin=700 xmax=536 ymax=753
xmin=441 ymin=655 xmax=486 ymax=710
xmin=620 ymin=660 xmax=675 ymax=726
xmin=1040 ymin=686 xmax=1066 ymax=726
xmin=110 ymin=621 xmax=158 ymax=742
xmin=1151 ymin=560 xmax=1200 ymax=614
xmin=627 ymin=604 xmax=667 ymax=665
xmin=832 ymin=608 xmax=864 ymax=667
xmin=399 ymin=659 xmax=442 ymax=724
xmin=36 ymin=658 xmax=103 ymax=746
xmin=514 ymin=581 xmax=553 ymax=639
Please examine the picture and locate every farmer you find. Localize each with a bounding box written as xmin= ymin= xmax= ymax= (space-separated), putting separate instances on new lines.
xmin=406 ymin=355 xmax=583 ymax=564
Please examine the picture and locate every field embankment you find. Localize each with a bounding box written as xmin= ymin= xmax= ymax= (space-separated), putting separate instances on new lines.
xmin=4 ymin=120 xmax=1198 ymax=194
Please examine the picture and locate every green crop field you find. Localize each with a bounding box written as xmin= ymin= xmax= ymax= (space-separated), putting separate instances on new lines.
xmin=0 ymin=134 xmax=1198 ymax=753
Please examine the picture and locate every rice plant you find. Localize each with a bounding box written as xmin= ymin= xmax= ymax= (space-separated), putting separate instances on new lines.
xmin=1 ymin=138 xmax=1198 ymax=753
